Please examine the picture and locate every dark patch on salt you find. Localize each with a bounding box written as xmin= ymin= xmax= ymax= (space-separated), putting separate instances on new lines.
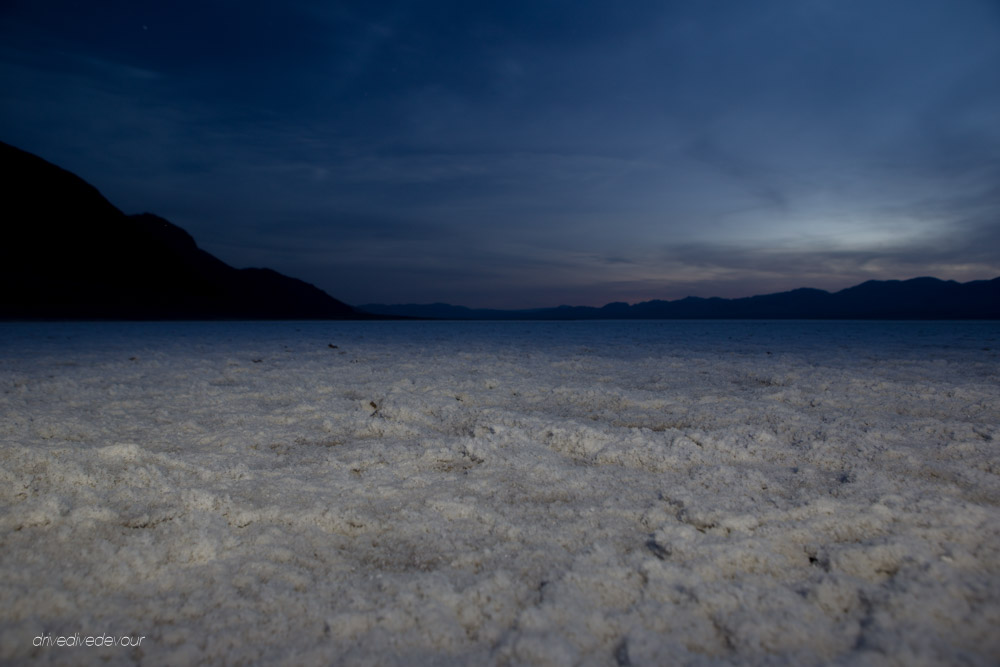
xmin=614 ymin=637 xmax=631 ymax=666
xmin=804 ymin=545 xmax=830 ymax=571
xmin=646 ymin=536 xmax=670 ymax=560
xmin=536 ymin=580 xmax=549 ymax=603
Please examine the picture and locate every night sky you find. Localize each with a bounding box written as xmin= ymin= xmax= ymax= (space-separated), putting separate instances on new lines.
xmin=2 ymin=1 xmax=999 ymax=308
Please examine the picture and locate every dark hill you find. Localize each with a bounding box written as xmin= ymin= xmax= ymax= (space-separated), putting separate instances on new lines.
xmin=0 ymin=141 xmax=366 ymax=320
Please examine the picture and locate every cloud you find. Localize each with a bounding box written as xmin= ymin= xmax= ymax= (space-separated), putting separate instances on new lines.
xmin=681 ymin=135 xmax=788 ymax=213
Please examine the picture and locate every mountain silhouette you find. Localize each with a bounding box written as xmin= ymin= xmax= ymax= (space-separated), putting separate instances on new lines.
xmin=360 ymin=276 xmax=1000 ymax=320
xmin=0 ymin=141 xmax=368 ymax=320
xmin=5 ymin=141 xmax=996 ymax=321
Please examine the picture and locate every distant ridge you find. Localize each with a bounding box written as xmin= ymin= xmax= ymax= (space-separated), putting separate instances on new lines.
xmin=359 ymin=276 xmax=1000 ymax=320
xmin=0 ymin=141 xmax=373 ymax=320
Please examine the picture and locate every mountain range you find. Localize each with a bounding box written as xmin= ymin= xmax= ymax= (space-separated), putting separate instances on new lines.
xmin=2 ymin=140 xmax=997 ymax=321
xmin=359 ymin=276 xmax=1000 ymax=320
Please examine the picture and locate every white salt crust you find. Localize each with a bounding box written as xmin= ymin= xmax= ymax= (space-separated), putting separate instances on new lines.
xmin=1 ymin=320 xmax=998 ymax=665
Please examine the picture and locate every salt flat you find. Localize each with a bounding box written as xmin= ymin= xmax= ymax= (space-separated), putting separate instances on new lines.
xmin=1 ymin=320 xmax=998 ymax=666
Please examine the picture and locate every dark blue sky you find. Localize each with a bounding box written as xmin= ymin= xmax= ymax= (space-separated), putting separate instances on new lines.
xmin=2 ymin=0 xmax=999 ymax=308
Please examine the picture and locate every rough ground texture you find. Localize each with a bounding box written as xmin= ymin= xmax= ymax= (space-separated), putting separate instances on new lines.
xmin=1 ymin=320 xmax=998 ymax=665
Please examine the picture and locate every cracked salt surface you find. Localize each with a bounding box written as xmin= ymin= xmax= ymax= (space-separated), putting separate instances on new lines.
xmin=1 ymin=320 xmax=998 ymax=665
